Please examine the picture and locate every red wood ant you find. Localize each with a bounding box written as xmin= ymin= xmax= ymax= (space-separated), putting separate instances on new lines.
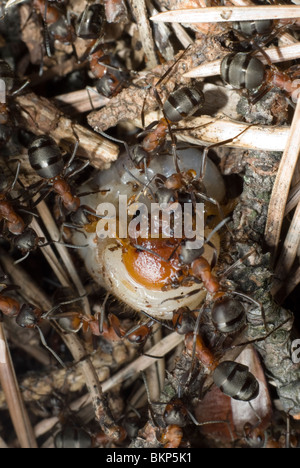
xmin=49 ymin=287 xmax=155 ymax=348
xmin=220 ymin=23 xmax=300 ymax=105
xmin=0 ymin=273 xmax=66 ymax=366
xmin=0 ymin=167 xmax=47 ymax=263
xmin=28 ymin=134 xmax=89 ymax=214
xmin=32 ymin=0 xmax=76 ymax=58
xmin=89 ymin=48 xmax=131 ymax=98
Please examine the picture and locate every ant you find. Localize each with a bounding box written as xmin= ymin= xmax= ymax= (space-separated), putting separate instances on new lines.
xmin=89 ymin=48 xmax=131 ymax=98
xmin=220 ymin=22 xmax=300 ymax=104
xmin=0 ymin=272 xmax=67 ymax=366
xmin=48 ymin=287 xmax=155 ymax=348
xmin=0 ymin=165 xmax=84 ymax=264
xmin=142 ymin=372 xmax=232 ymax=448
xmin=27 ymin=134 xmax=90 ymax=214
xmin=32 ymin=0 xmax=77 ymax=59
xmin=0 ymin=167 xmax=47 ymax=263
xmin=213 ymin=360 xmax=259 ymax=402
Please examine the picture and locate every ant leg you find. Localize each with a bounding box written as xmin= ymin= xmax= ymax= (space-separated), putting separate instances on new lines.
xmin=187 ymin=410 xmax=234 ymax=441
xmin=185 ymin=305 xmax=205 ymax=387
xmin=98 ymin=291 xmax=110 ymax=334
xmin=66 ymin=10 xmax=79 ymax=63
xmin=97 ymin=129 xmax=133 ymax=162
xmin=67 ymin=160 xmax=90 ymax=181
xmin=151 ymin=87 xmax=181 ymax=173
xmin=66 ymin=128 xmax=80 ymax=168
xmin=14 ymin=251 xmax=30 ymax=265
xmin=199 ymin=125 xmax=253 ymax=180
xmin=229 ymin=317 xmax=291 ymax=349
xmin=196 ymin=191 xmax=227 ymax=228
xmin=42 ymin=294 xmax=87 ymax=319
xmin=43 ymin=0 xmax=53 ymax=58
xmin=249 ymin=83 xmax=273 ymax=105
xmin=10 ymin=80 xmax=30 ymax=97
xmin=141 ymin=371 xmax=160 ymax=427
xmin=30 ymin=186 xmax=53 ymax=208
xmin=221 ymin=249 xmax=257 ymax=278
xmin=10 ymin=161 xmax=21 ymax=191
xmin=155 ymin=45 xmax=192 ymax=89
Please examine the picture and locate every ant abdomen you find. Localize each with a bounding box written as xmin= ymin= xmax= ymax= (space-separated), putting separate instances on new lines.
xmin=221 ymin=52 xmax=265 ymax=91
xmin=232 ymin=19 xmax=273 ymax=37
xmin=163 ymin=84 xmax=205 ymax=123
xmin=211 ymin=297 xmax=246 ymax=334
xmin=213 ymin=361 xmax=259 ymax=401
xmin=55 ymin=426 xmax=92 ymax=449
xmin=28 ymin=135 xmax=64 ymax=179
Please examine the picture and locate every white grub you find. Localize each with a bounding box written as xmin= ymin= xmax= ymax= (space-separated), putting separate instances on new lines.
xmin=151 ymin=5 xmax=300 ymax=24
xmin=184 ymin=42 xmax=300 ymax=78
xmin=72 ymin=149 xmax=224 ymax=320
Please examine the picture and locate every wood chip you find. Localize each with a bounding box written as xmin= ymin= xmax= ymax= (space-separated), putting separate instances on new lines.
xmin=265 ymin=97 xmax=300 ymax=257
xmin=151 ymin=5 xmax=300 ymax=23
xmin=16 ymin=93 xmax=119 ymax=169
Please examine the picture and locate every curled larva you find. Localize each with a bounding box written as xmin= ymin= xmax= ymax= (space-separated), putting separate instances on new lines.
xmin=73 ymin=146 xmax=225 ymax=320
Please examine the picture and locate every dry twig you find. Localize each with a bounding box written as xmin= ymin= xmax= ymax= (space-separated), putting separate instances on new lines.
xmin=15 ymin=93 xmax=119 ymax=169
xmin=265 ymin=98 xmax=300 ymax=259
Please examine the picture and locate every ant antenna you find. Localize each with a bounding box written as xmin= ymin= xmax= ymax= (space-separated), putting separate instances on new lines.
xmin=14 ymin=252 xmax=30 ymax=265
xmin=98 ymin=291 xmax=110 ymax=334
xmin=139 ymin=310 xmax=174 ymax=331
xmin=42 ymin=294 xmax=87 ymax=319
xmin=36 ymin=325 xmax=66 ymax=368
xmin=98 ymin=130 xmax=133 ymax=163
xmin=140 ymin=370 xmax=159 ymax=427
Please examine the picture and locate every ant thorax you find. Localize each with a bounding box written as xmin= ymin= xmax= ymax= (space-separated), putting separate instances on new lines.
xmin=72 ymin=146 xmax=226 ymax=320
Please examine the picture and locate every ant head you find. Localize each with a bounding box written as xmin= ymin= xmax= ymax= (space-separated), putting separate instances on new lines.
xmin=163 ymin=398 xmax=188 ymax=427
xmin=13 ymin=228 xmax=41 ymax=253
xmin=16 ymin=304 xmax=41 ymax=328
xmin=172 ymin=307 xmax=195 ymax=335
